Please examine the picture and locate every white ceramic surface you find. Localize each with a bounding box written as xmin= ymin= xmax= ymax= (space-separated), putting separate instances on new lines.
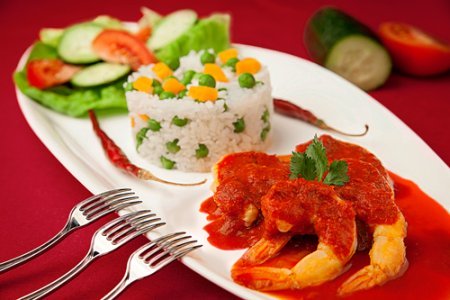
xmin=16 ymin=44 xmax=450 ymax=299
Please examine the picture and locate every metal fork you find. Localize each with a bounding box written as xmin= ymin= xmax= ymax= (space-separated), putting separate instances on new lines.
xmin=102 ymin=232 xmax=202 ymax=300
xmin=20 ymin=210 xmax=165 ymax=300
xmin=0 ymin=188 xmax=141 ymax=274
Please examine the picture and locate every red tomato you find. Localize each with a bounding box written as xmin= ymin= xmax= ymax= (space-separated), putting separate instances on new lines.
xmin=135 ymin=26 xmax=152 ymax=42
xmin=379 ymin=22 xmax=450 ymax=76
xmin=26 ymin=59 xmax=81 ymax=89
xmin=92 ymin=29 xmax=157 ymax=71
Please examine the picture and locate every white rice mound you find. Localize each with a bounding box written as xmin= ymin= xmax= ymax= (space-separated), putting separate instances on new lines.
xmin=126 ymin=50 xmax=273 ymax=172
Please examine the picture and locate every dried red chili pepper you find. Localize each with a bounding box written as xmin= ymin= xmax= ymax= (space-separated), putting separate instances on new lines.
xmin=88 ymin=110 xmax=206 ymax=186
xmin=273 ymin=98 xmax=369 ymax=137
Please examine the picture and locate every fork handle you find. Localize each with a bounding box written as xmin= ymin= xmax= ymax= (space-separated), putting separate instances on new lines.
xmin=19 ymin=252 xmax=94 ymax=300
xmin=0 ymin=221 xmax=73 ymax=273
xmin=102 ymin=273 xmax=137 ymax=300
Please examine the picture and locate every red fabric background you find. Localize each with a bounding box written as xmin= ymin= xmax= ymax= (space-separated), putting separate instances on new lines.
xmin=0 ymin=0 xmax=448 ymax=299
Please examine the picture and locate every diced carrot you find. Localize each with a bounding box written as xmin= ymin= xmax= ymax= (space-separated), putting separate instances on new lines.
xmin=152 ymin=62 xmax=172 ymax=80
xmin=236 ymin=58 xmax=261 ymax=75
xmin=188 ymin=86 xmax=218 ymax=102
xmin=203 ymin=63 xmax=228 ymax=82
xmin=132 ymin=76 xmax=153 ymax=93
xmin=138 ymin=114 xmax=150 ymax=122
xmin=218 ymin=48 xmax=238 ymax=64
xmin=130 ymin=116 xmax=135 ymax=128
xmin=163 ymin=77 xmax=185 ymax=94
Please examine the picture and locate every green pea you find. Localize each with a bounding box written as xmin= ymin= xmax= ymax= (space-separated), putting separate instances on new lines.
xmin=198 ymin=74 xmax=216 ymax=88
xmin=124 ymin=82 xmax=134 ymax=92
xmin=177 ymin=89 xmax=188 ymax=99
xmin=260 ymin=124 xmax=271 ymax=141
xmin=148 ymin=119 xmax=161 ymax=132
xmin=224 ymin=57 xmax=239 ymax=72
xmin=238 ymin=73 xmax=256 ymax=89
xmin=153 ymin=86 xmax=163 ymax=95
xmin=200 ymin=52 xmax=216 ymax=65
xmin=261 ymin=108 xmax=270 ymax=123
xmin=152 ymin=79 xmax=161 ymax=87
xmin=166 ymin=139 xmax=181 ymax=153
xmin=160 ymin=156 xmax=176 ymax=169
xmin=195 ymin=144 xmax=209 ymax=158
xmin=159 ymin=91 xmax=176 ymax=100
xmin=172 ymin=116 xmax=189 ymax=127
xmin=233 ymin=117 xmax=246 ymax=133
xmin=167 ymin=58 xmax=180 ymax=70
xmin=181 ymin=70 xmax=196 ymax=85
xmin=135 ymin=127 xmax=149 ymax=151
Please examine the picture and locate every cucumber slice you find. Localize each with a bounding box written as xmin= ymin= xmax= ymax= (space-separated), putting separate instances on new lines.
xmin=71 ymin=63 xmax=130 ymax=87
xmin=147 ymin=10 xmax=197 ymax=50
xmin=305 ymin=7 xmax=391 ymax=91
xmin=39 ymin=28 xmax=64 ymax=48
xmin=326 ymin=35 xmax=392 ymax=91
xmin=58 ymin=23 xmax=103 ymax=64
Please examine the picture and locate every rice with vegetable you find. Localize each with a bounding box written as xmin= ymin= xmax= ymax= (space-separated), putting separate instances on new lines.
xmin=125 ymin=48 xmax=272 ymax=172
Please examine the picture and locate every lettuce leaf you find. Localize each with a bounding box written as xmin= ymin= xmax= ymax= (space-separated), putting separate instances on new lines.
xmin=14 ymin=42 xmax=127 ymax=117
xmin=14 ymin=71 xmax=127 ymax=117
xmin=155 ymin=14 xmax=230 ymax=65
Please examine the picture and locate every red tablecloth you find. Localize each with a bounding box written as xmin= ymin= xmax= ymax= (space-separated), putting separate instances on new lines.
xmin=1 ymin=0 xmax=449 ymax=299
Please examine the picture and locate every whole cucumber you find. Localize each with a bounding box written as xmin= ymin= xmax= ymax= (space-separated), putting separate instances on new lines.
xmin=304 ymin=7 xmax=392 ymax=91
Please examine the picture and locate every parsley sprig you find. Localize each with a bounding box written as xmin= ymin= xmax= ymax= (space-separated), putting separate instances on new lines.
xmin=290 ymin=135 xmax=349 ymax=186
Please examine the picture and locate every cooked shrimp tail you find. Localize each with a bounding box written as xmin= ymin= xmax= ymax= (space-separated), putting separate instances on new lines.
xmin=338 ymin=214 xmax=408 ymax=296
xmin=233 ymin=243 xmax=354 ymax=291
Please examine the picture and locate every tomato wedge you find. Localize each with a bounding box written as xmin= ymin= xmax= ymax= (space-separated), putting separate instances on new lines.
xmin=135 ymin=26 xmax=152 ymax=42
xmin=26 ymin=59 xmax=81 ymax=89
xmin=379 ymin=22 xmax=450 ymax=76
xmin=92 ymin=29 xmax=157 ymax=70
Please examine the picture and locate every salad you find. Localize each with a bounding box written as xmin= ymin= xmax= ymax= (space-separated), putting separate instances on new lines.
xmin=14 ymin=8 xmax=230 ymax=117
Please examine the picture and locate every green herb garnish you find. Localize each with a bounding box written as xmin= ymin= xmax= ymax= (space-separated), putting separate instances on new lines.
xmin=289 ymin=135 xmax=349 ymax=186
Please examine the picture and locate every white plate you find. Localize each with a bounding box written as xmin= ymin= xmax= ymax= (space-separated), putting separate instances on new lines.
xmin=16 ymin=44 xmax=450 ymax=299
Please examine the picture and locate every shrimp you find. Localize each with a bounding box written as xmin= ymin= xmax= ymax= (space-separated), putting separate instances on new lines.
xmin=335 ymin=159 xmax=408 ymax=296
xmin=230 ymin=136 xmax=407 ymax=295
xmin=232 ymin=179 xmax=358 ymax=290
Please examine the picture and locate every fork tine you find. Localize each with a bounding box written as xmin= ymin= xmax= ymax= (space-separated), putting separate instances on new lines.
xmin=99 ymin=210 xmax=150 ymax=235
xmin=136 ymin=232 xmax=186 ymax=258
xmin=81 ymin=191 xmax=135 ymax=212
xmin=79 ymin=188 xmax=132 ymax=209
xmin=104 ymin=213 xmax=157 ymax=237
xmin=142 ymin=235 xmax=191 ymax=261
xmin=108 ymin=217 xmax=161 ymax=242
xmin=101 ymin=210 xmax=152 ymax=236
xmin=103 ymin=211 xmax=155 ymax=237
xmin=146 ymin=239 xmax=197 ymax=263
xmin=84 ymin=196 xmax=140 ymax=219
xmin=148 ymin=243 xmax=202 ymax=269
xmin=114 ymin=222 xmax=166 ymax=245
